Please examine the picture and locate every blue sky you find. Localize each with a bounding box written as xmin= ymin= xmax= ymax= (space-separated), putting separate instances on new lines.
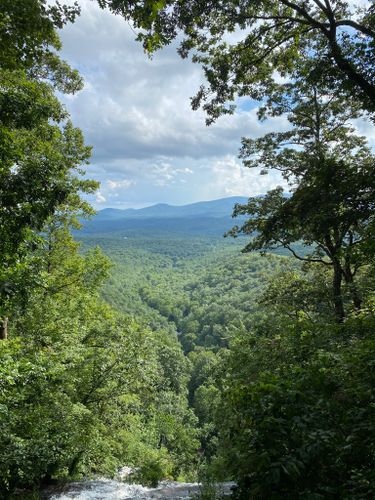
xmin=59 ymin=0 xmax=375 ymax=209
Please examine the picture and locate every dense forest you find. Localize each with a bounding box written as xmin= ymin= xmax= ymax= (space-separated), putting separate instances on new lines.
xmin=0 ymin=1 xmax=374 ymax=499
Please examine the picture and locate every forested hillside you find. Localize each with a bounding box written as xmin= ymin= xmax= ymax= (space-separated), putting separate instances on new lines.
xmin=1 ymin=1 xmax=375 ymax=499
xmin=79 ymin=231 xmax=289 ymax=352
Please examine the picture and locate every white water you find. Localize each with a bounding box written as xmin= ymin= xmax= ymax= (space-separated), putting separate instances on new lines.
xmin=48 ymin=479 xmax=234 ymax=499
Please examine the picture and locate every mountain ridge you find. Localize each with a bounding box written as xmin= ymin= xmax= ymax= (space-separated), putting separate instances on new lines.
xmin=95 ymin=196 xmax=249 ymax=220
xmin=79 ymin=196 xmax=251 ymax=237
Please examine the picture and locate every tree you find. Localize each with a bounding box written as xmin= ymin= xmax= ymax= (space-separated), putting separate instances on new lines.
xmin=215 ymin=308 xmax=375 ymax=498
xmin=0 ymin=0 xmax=93 ymax=260
xmin=99 ymin=0 xmax=375 ymax=119
xmin=0 ymin=1 xmax=80 ymax=73
xmin=227 ymin=68 xmax=375 ymax=321
xmin=0 ymin=1 xmax=97 ymax=337
xmin=0 ymin=213 xmax=200 ymax=492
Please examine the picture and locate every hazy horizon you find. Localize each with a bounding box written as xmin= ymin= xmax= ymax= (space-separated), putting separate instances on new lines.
xmin=96 ymin=195 xmax=250 ymax=211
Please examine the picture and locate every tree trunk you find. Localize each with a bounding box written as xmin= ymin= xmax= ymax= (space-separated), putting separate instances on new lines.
xmin=342 ymin=251 xmax=362 ymax=312
xmin=68 ymin=451 xmax=84 ymax=476
xmin=332 ymin=262 xmax=345 ymax=323
xmin=351 ymin=288 xmax=362 ymax=311
xmin=0 ymin=317 xmax=8 ymax=340
xmin=344 ymin=274 xmax=362 ymax=312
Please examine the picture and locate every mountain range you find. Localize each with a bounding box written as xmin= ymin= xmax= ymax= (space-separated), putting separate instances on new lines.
xmin=79 ymin=196 xmax=249 ymax=237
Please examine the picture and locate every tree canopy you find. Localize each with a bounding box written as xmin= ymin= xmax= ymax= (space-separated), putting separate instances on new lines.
xmin=99 ymin=0 xmax=375 ymax=120
xmin=0 ymin=0 xmax=92 ymax=267
xmin=0 ymin=1 xmax=96 ymax=334
xmin=1 ymin=1 xmax=375 ymax=497
xmin=227 ymin=62 xmax=375 ymax=321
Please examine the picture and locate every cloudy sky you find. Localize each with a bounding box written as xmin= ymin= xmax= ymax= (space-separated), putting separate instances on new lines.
xmin=59 ymin=0 xmax=374 ymax=209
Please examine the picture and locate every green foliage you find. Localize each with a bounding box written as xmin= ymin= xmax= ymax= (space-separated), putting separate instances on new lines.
xmin=0 ymin=0 xmax=94 ymax=283
xmin=215 ymin=311 xmax=375 ymax=498
xmin=0 ymin=1 xmax=80 ymax=73
xmin=100 ymin=1 xmax=375 ymax=117
xmin=3 ymin=2 xmax=375 ymax=497
xmin=228 ymin=64 xmax=375 ymax=322
xmin=89 ymin=235 xmax=288 ymax=352
xmin=0 ymin=222 xmax=199 ymax=493
xmin=82 ymin=233 xmax=294 ymax=466
xmin=93 ymin=229 xmax=373 ymax=499
xmin=0 ymin=7 xmax=202 ymax=492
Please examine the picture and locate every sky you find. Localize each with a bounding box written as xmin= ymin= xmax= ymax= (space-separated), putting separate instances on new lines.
xmin=58 ymin=0 xmax=375 ymax=209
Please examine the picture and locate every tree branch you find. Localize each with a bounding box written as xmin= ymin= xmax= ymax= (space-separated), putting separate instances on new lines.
xmin=335 ymin=20 xmax=375 ymax=39
xmin=311 ymin=0 xmax=330 ymax=16
xmin=280 ymin=0 xmax=330 ymax=35
xmin=283 ymin=242 xmax=332 ymax=265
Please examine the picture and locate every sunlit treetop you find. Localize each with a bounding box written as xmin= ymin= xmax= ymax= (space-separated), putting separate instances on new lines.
xmin=0 ymin=1 xmax=94 ymax=265
xmin=0 ymin=0 xmax=82 ymax=92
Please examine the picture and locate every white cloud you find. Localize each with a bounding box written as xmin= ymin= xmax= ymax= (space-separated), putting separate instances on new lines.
xmin=59 ymin=1 xmax=371 ymax=209
xmin=58 ymin=1 xmax=293 ymax=207
xmin=353 ymin=117 xmax=375 ymax=148
xmin=210 ymin=156 xmax=288 ymax=198
xmin=95 ymin=191 xmax=106 ymax=204
xmin=67 ymin=4 xmax=288 ymax=140
xmin=107 ymin=179 xmax=134 ymax=190
xmin=147 ymin=161 xmax=195 ymax=186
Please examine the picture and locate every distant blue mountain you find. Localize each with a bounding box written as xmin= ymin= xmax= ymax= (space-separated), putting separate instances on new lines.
xmin=79 ymin=196 xmax=250 ymax=237
xmin=95 ymin=196 xmax=249 ymax=220
xmin=96 ymin=208 xmax=137 ymax=220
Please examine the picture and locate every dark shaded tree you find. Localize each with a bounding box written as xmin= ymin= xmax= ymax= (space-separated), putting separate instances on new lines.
xmin=228 ymin=69 xmax=375 ymax=321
